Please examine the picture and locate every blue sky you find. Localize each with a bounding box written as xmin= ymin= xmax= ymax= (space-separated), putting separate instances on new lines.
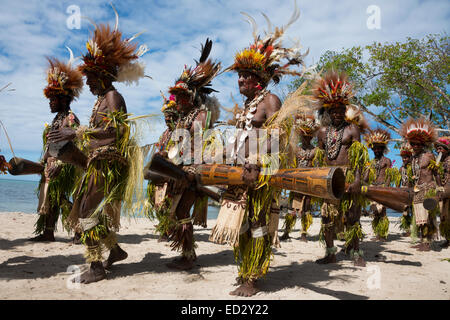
xmin=0 ymin=0 xmax=449 ymax=181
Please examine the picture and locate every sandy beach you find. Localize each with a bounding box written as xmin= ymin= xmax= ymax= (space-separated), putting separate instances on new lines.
xmin=0 ymin=211 xmax=449 ymax=300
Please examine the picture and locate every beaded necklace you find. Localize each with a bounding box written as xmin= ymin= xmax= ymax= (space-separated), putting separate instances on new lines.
xmin=411 ymin=154 xmax=422 ymax=184
xmin=325 ymin=122 xmax=347 ymax=160
xmin=235 ymin=89 xmax=269 ymax=131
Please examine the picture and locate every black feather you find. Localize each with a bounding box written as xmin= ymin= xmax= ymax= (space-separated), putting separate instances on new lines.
xmin=199 ymin=38 xmax=212 ymax=64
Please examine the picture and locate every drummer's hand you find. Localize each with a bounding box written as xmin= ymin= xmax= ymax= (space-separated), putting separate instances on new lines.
xmin=243 ymin=163 xmax=260 ymax=187
xmin=47 ymin=127 xmax=76 ymax=143
xmin=173 ymin=178 xmax=189 ymax=192
xmin=346 ymin=180 xmax=361 ymax=194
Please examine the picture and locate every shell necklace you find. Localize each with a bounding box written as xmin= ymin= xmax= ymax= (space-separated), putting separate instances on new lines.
xmin=236 ymin=89 xmax=269 ymax=131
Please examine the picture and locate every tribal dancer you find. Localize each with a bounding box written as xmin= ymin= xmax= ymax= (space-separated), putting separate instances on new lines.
xmin=398 ymin=143 xmax=415 ymax=237
xmin=0 ymin=154 xmax=8 ymax=174
xmin=145 ymin=95 xmax=180 ymax=242
xmin=280 ymin=112 xmax=321 ymax=242
xmin=314 ymin=71 xmax=370 ymax=267
xmin=164 ymin=39 xmax=221 ymax=270
xmin=9 ymin=55 xmax=83 ymax=242
xmin=221 ymin=6 xmax=306 ymax=296
xmin=435 ymin=136 xmax=449 ymax=247
xmin=400 ymin=118 xmax=440 ymax=251
xmin=48 ymin=15 xmax=148 ymax=282
xmin=363 ymin=128 xmax=393 ymax=241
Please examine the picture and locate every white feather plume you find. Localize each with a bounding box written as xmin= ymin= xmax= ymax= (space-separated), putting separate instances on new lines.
xmin=117 ymin=61 xmax=146 ymax=85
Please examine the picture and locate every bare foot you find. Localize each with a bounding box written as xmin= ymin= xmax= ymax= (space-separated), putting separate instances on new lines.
xmin=166 ymin=256 xmax=194 ymax=270
xmin=417 ymin=243 xmax=431 ymax=252
xmin=103 ymin=245 xmax=128 ymax=269
xmin=229 ymin=281 xmax=259 ymax=297
xmin=75 ymin=262 xmax=106 ymax=284
xmin=354 ymin=256 xmax=366 ymax=267
xmin=158 ymin=234 xmax=169 ymax=242
xmin=316 ymin=254 xmax=336 ymax=264
xmin=300 ymin=233 xmax=308 ymax=242
xmin=411 ymin=243 xmax=422 ymax=249
xmin=279 ymin=233 xmax=290 ymax=241
xmin=29 ymin=232 xmax=55 ymax=242
xmin=402 ymin=231 xmax=411 ymax=237
xmin=72 ymin=232 xmax=82 ymax=245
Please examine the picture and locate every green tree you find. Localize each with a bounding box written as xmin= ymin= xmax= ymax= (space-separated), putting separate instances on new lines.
xmin=291 ymin=33 xmax=450 ymax=133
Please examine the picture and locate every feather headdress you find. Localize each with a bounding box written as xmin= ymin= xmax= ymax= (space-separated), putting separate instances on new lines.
xmin=79 ymin=5 xmax=148 ymax=85
xmin=44 ymin=48 xmax=83 ymax=99
xmin=364 ymin=128 xmax=391 ymax=149
xmin=399 ymin=143 xmax=413 ymax=156
xmin=295 ymin=111 xmax=319 ymax=136
xmin=400 ymin=117 xmax=437 ymax=145
xmin=160 ymin=93 xmax=177 ymax=114
xmin=312 ymin=70 xmax=354 ymax=108
xmin=226 ymin=1 xmax=308 ymax=85
xmin=345 ymin=104 xmax=368 ymax=132
xmin=168 ymin=38 xmax=221 ymax=98
xmin=435 ymin=136 xmax=450 ymax=150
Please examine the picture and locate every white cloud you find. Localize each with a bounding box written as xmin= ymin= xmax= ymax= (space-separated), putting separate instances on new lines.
xmin=0 ymin=0 xmax=448 ymax=159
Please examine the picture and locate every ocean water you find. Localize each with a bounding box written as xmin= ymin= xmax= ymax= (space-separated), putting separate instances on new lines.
xmin=0 ymin=178 xmax=401 ymax=218
xmin=0 ymin=178 xmax=40 ymax=213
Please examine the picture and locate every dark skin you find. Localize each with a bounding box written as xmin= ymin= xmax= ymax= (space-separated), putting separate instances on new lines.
xmin=49 ymin=73 xmax=128 ymax=284
xmin=364 ymin=145 xmax=392 ymax=186
xmin=401 ymin=154 xmax=412 ymax=186
xmin=230 ymin=71 xmax=281 ymax=297
xmin=29 ymin=94 xmax=80 ymax=242
xmin=409 ymin=140 xmax=439 ymax=251
xmin=435 ymin=145 xmax=448 ymax=188
xmin=47 ymin=74 xmax=123 ymax=146
xmin=164 ymin=91 xmax=208 ymax=271
xmin=399 ymin=154 xmax=413 ymax=237
xmin=233 ymin=71 xmax=281 ymax=185
xmin=280 ymin=134 xmax=314 ymax=241
xmin=435 ymin=145 xmax=449 ymax=247
xmin=316 ymin=106 xmax=365 ymax=266
xmin=364 ymin=145 xmax=391 ymax=241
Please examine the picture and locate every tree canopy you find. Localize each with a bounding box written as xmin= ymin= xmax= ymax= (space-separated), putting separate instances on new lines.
xmin=291 ymin=33 xmax=449 ymax=134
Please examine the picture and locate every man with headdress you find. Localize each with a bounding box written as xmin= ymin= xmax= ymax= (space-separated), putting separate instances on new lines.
xmin=400 ymin=118 xmax=440 ymax=251
xmin=313 ymin=70 xmax=370 ymax=267
xmin=162 ymin=38 xmax=221 ymax=270
xmin=0 ymin=155 xmax=8 ymax=174
xmin=280 ymin=112 xmax=321 ymax=242
xmin=363 ymin=128 xmax=392 ymax=241
xmin=9 ymin=55 xmax=83 ymax=242
xmin=398 ymin=143 xmax=414 ymax=237
xmin=48 ymin=15 xmax=148 ymax=282
xmin=434 ymin=136 xmax=450 ymax=247
xmin=217 ymin=6 xmax=306 ymax=296
xmin=145 ymin=95 xmax=180 ymax=242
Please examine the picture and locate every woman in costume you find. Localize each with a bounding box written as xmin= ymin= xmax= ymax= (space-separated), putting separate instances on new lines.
xmin=400 ymin=118 xmax=440 ymax=251
xmin=163 ymin=38 xmax=221 ymax=270
xmin=280 ymin=112 xmax=321 ymax=242
xmin=363 ymin=128 xmax=393 ymax=241
xmin=434 ymin=136 xmax=449 ymax=247
xmin=145 ymin=95 xmax=180 ymax=242
xmin=215 ymin=5 xmax=307 ymax=296
xmin=48 ymin=9 xmax=148 ymax=283
xmin=398 ymin=143 xmax=415 ymax=237
xmin=9 ymin=54 xmax=83 ymax=242
xmin=313 ymin=70 xmax=371 ymax=267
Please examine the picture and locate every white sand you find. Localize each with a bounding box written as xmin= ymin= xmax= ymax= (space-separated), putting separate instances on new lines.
xmin=0 ymin=211 xmax=449 ymax=300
